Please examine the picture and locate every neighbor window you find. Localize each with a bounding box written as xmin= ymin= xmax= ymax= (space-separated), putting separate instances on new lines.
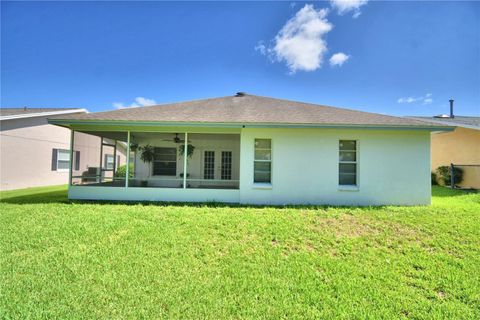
xmin=104 ymin=154 xmax=114 ymax=170
xmin=254 ymin=139 xmax=271 ymax=183
xmin=339 ymin=140 xmax=357 ymax=186
xmin=153 ymin=147 xmax=177 ymax=176
xmin=56 ymin=149 xmax=70 ymax=171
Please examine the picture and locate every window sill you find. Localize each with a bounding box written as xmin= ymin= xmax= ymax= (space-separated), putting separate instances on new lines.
xmin=252 ymin=183 xmax=273 ymax=190
xmin=338 ymin=185 xmax=359 ymax=191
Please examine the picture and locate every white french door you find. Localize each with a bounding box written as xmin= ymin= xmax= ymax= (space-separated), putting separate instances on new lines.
xmin=202 ymin=150 xmax=233 ymax=180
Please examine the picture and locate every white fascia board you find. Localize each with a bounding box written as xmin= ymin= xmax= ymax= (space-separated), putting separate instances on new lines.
xmin=0 ymin=109 xmax=89 ymax=121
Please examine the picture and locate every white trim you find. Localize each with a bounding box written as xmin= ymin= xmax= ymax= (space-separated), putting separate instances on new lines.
xmin=183 ymin=132 xmax=188 ymax=189
xmin=69 ymin=185 xmax=240 ymax=203
xmin=338 ymin=185 xmax=360 ymax=192
xmin=1 ymin=109 xmax=88 ymax=121
xmin=126 ymin=131 xmax=130 ymax=188
xmin=69 ymin=131 xmax=74 ymax=185
xmin=252 ymin=183 xmax=273 ymax=190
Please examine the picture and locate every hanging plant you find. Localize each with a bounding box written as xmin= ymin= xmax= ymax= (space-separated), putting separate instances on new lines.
xmin=138 ymin=144 xmax=155 ymax=178
xmin=129 ymin=142 xmax=139 ymax=152
xmin=179 ymin=144 xmax=195 ymax=158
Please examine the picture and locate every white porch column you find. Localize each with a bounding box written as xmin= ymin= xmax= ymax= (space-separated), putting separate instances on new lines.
xmin=69 ymin=130 xmax=75 ymax=186
xmin=126 ymin=131 xmax=131 ymax=188
xmin=183 ymin=132 xmax=188 ymax=189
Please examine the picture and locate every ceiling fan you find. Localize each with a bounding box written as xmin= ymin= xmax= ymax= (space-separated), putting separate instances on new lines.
xmin=161 ymin=133 xmax=190 ymax=143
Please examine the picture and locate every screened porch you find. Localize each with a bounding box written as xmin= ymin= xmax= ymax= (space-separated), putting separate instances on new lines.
xmin=70 ymin=130 xmax=240 ymax=190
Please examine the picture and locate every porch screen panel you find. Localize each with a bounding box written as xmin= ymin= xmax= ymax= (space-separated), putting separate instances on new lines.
xmin=254 ymin=139 xmax=271 ymax=183
xmin=204 ymin=151 xmax=215 ymax=180
xmin=221 ymin=151 xmax=232 ymax=180
xmin=153 ymin=147 xmax=177 ymax=176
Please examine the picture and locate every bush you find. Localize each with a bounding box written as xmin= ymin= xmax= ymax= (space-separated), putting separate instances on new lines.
xmin=431 ymin=172 xmax=438 ymax=185
xmin=115 ymin=164 xmax=134 ymax=178
xmin=436 ymin=166 xmax=463 ymax=186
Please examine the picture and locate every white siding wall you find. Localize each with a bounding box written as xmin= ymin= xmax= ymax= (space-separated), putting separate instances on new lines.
xmin=239 ymin=128 xmax=431 ymax=206
xmin=68 ymin=127 xmax=431 ymax=206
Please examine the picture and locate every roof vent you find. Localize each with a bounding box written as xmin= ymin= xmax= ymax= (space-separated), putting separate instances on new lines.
xmin=235 ymin=92 xmax=246 ymax=97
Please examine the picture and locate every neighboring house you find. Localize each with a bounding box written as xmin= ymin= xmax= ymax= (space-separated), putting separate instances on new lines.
xmin=0 ymin=108 xmax=127 ymax=190
xmin=409 ymin=102 xmax=480 ymax=189
xmin=48 ymin=93 xmax=452 ymax=205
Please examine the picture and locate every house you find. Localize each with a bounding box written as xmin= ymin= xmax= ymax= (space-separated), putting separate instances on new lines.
xmin=0 ymin=107 xmax=127 ymax=190
xmin=409 ymin=100 xmax=480 ymax=189
xmin=47 ymin=93 xmax=453 ymax=205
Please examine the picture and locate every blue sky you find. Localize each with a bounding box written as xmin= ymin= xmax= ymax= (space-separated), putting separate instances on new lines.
xmin=1 ymin=1 xmax=479 ymax=116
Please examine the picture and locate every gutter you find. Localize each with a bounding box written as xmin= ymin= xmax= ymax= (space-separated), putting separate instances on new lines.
xmin=1 ymin=109 xmax=88 ymax=121
xmin=47 ymin=118 xmax=455 ymax=132
xmin=407 ymin=117 xmax=479 ymax=131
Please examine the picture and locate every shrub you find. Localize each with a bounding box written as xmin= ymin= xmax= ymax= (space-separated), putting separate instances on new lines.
xmin=431 ymin=172 xmax=438 ymax=185
xmin=115 ymin=164 xmax=134 ymax=178
xmin=436 ymin=166 xmax=463 ymax=186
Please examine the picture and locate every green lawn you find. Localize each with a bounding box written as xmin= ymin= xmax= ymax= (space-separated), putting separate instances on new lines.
xmin=1 ymin=186 xmax=479 ymax=319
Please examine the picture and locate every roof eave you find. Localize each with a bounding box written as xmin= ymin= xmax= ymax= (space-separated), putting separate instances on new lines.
xmin=47 ymin=118 xmax=455 ymax=132
xmin=0 ymin=109 xmax=89 ymax=121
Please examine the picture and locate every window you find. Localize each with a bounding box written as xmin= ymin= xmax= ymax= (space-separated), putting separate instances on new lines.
xmin=104 ymin=154 xmax=114 ymax=170
xmin=153 ymin=147 xmax=177 ymax=176
xmin=339 ymin=140 xmax=357 ymax=186
xmin=254 ymin=139 xmax=271 ymax=183
xmin=203 ymin=151 xmax=215 ymax=179
xmin=57 ymin=149 xmax=70 ymax=171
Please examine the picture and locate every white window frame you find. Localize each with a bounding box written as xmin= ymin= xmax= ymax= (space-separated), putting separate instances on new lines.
xmin=338 ymin=140 xmax=359 ymax=189
xmin=253 ymin=138 xmax=272 ymax=188
xmin=57 ymin=149 xmax=71 ymax=172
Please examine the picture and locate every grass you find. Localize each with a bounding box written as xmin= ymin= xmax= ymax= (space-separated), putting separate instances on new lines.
xmin=1 ymin=186 xmax=479 ymax=319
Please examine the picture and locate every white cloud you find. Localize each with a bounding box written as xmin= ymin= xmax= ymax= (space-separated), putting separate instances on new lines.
xmin=329 ymin=52 xmax=350 ymax=67
xmin=113 ymin=97 xmax=157 ymax=109
xmin=330 ymin=0 xmax=369 ymax=18
xmin=397 ymin=93 xmax=433 ymax=105
xmin=265 ymin=4 xmax=333 ymax=73
xmin=254 ymin=41 xmax=267 ymax=56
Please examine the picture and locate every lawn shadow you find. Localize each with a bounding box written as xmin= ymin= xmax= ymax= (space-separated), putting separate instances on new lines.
xmin=2 ymin=185 xmax=474 ymax=207
xmin=0 ymin=190 xmax=69 ymax=204
xmin=432 ymin=186 xmax=478 ymax=197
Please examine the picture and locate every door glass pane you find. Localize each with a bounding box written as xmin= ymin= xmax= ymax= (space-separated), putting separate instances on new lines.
xmin=204 ymin=151 xmax=215 ymax=180
xmin=221 ymin=151 xmax=232 ymax=180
